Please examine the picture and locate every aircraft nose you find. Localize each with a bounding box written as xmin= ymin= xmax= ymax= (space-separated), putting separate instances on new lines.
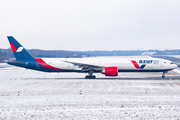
xmin=174 ymin=64 xmax=178 ymax=69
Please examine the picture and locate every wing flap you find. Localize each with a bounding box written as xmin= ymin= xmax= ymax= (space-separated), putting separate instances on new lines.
xmin=63 ymin=60 xmax=103 ymax=72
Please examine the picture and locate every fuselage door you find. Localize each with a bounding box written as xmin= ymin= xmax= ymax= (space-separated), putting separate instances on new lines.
xmin=99 ymin=61 xmax=102 ymax=65
xmin=160 ymin=62 xmax=163 ymax=67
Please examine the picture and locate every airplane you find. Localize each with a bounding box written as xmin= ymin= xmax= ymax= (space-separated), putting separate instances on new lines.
xmin=7 ymin=36 xmax=177 ymax=79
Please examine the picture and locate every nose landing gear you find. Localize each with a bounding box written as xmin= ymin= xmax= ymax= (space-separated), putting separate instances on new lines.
xmin=162 ymin=71 xmax=167 ymax=79
xmin=162 ymin=75 xmax=165 ymax=79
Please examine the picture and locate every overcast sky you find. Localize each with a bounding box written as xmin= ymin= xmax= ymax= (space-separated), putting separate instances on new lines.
xmin=0 ymin=0 xmax=180 ymax=51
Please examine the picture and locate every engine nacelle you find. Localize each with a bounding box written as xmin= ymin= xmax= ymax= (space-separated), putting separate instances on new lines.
xmin=102 ymin=67 xmax=118 ymax=76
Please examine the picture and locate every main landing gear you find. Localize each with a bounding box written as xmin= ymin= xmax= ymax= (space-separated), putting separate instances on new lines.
xmin=162 ymin=71 xmax=167 ymax=79
xmin=85 ymin=75 xmax=96 ymax=79
xmin=85 ymin=69 xmax=96 ymax=79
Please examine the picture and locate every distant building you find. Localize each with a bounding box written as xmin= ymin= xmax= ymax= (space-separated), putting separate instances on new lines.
xmin=141 ymin=52 xmax=156 ymax=56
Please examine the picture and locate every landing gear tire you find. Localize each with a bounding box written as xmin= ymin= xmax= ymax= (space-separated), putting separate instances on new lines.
xmin=85 ymin=76 xmax=89 ymax=79
xmin=162 ymin=75 xmax=165 ymax=79
xmin=85 ymin=75 xmax=96 ymax=79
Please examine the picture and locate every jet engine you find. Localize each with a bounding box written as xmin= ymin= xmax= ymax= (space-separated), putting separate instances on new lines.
xmin=102 ymin=67 xmax=118 ymax=76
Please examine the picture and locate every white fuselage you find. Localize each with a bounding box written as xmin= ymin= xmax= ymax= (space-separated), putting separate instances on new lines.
xmin=39 ymin=56 xmax=177 ymax=72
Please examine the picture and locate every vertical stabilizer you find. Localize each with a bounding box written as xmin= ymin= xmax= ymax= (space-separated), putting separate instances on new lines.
xmin=7 ymin=36 xmax=34 ymax=60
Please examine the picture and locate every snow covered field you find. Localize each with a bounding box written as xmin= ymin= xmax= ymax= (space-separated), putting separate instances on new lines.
xmin=0 ymin=66 xmax=180 ymax=119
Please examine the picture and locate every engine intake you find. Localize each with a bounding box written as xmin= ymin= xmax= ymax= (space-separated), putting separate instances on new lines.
xmin=102 ymin=67 xmax=118 ymax=76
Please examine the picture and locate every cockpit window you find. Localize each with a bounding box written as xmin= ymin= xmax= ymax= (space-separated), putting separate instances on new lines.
xmin=170 ymin=62 xmax=175 ymax=64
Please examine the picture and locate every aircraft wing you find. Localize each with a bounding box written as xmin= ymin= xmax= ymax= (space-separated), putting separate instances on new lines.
xmin=63 ymin=60 xmax=103 ymax=72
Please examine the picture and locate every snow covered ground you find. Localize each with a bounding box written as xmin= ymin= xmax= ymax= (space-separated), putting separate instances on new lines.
xmin=0 ymin=66 xmax=180 ymax=119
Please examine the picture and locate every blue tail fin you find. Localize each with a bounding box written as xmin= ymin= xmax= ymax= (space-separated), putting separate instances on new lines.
xmin=7 ymin=36 xmax=34 ymax=60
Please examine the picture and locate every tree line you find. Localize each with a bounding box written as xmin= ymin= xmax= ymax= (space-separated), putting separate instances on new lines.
xmin=1 ymin=48 xmax=180 ymax=63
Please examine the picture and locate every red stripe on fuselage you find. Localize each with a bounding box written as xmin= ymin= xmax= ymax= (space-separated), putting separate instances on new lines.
xmin=131 ymin=60 xmax=140 ymax=69
xmin=10 ymin=43 xmax=17 ymax=52
xmin=35 ymin=58 xmax=64 ymax=70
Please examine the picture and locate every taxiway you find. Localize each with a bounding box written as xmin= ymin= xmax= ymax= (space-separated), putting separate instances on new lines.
xmin=0 ymin=65 xmax=180 ymax=119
